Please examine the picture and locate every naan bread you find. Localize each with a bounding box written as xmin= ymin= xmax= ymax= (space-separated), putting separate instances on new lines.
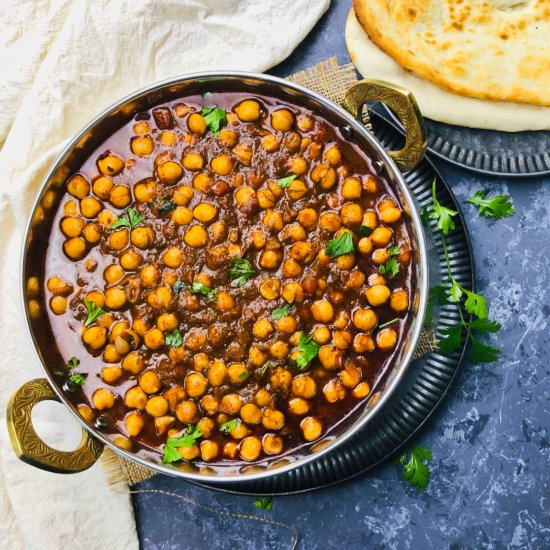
xmin=352 ymin=0 xmax=550 ymax=106
xmin=345 ymin=9 xmax=550 ymax=131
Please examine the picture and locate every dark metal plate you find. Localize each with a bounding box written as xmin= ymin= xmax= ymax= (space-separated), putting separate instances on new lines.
xmin=191 ymin=115 xmax=474 ymax=495
xmin=376 ymin=104 xmax=550 ymax=178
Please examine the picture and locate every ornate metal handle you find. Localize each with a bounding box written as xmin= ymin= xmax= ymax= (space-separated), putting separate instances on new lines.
xmin=343 ymin=79 xmax=427 ymax=172
xmin=7 ymin=378 xmax=103 ymax=473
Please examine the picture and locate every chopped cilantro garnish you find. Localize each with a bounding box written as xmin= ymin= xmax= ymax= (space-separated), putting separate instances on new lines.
xmin=111 ymin=207 xmax=145 ymax=230
xmin=277 ymin=174 xmax=297 ymax=188
xmin=294 ymin=332 xmax=320 ymax=370
xmin=201 ymin=106 xmax=227 ymax=137
xmin=165 ymin=329 xmax=183 ymax=347
xmin=162 ymin=426 xmax=202 ymax=464
xmin=230 ymin=257 xmax=255 ymax=286
xmin=271 ymin=304 xmax=290 ymax=320
xmin=395 ymin=445 xmax=432 ymax=490
xmin=190 ymin=282 xmax=218 ymax=302
xmin=325 ymin=232 xmax=355 ymax=258
xmin=83 ymin=299 xmax=106 ymax=328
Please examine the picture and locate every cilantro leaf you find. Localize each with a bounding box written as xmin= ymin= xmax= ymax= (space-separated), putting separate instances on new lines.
xmin=54 ymin=370 xmax=64 ymax=376
xmin=438 ymin=323 xmax=463 ymax=355
xmin=396 ymin=445 xmax=432 ymax=490
xmin=464 ymin=289 xmax=488 ymax=319
xmin=420 ymin=206 xmax=431 ymax=226
xmin=325 ymin=232 xmax=355 ymax=258
xmin=162 ymin=426 xmax=202 ymax=464
xmin=201 ymin=106 xmax=227 ymax=137
xmin=259 ymin=360 xmax=271 ymax=376
xmin=466 ymin=190 xmax=515 ymax=220
xmin=424 ymin=284 xmax=448 ymax=326
xmin=230 ymin=257 xmax=255 ymax=286
xmin=173 ymin=281 xmax=185 ymax=294
xmin=69 ymin=373 xmax=87 ymax=386
xmin=111 ymin=207 xmax=145 ymax=230
xmin=219 ymin=418 xmax=241 ymax=434
xmin=294 ymin=332 xmax=320 ymax=370
xmin=470 ymin=334 xmax=501 ymax=363
xmin=429 ymin=179 xmax=457 ymax=236
xmin=238 ymin=371 xmax=249 ymax=380
xmin=190 ymin=282 xmax=218 ymax=302
xmin=276 ymin=174 xmax=297 ymax=188
xmin=379 ymin=318 xmax=399 ymax=329
xmin=358 ymin=225 xmax=373 ymax=237
xmin=165 ymin=329 xmax=183 ymax=347
xmin=271 ymin=304 xmax=290 ymax=320
xmin=67 ymin=357 xmax=80 ymax=369
xmin=157 ymin=200 xmax=177 ymax=214
xmin=254 ymin=497 xmax=273 ymax=510
xmin=83 ymin=298 xmax=106 ymax=328
xmin=448 ymin=280 xmax=463 ymax=303
xmin=465 ymin=318 xmax=501 ymax=333
xmin=379 ymin=246 xmax=400 ymax=279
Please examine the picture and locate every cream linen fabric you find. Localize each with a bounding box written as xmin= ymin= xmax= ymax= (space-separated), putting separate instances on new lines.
xmin=0 ymin=1 xmax=329 ymax=548
xmin=345 ymin=9 xmax=550 ymax=132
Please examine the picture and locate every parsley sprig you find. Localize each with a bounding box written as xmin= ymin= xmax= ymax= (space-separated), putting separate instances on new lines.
xmin=254 ymin=497 xmax=273 ymax=510
xmin=379 ymin=245 xmax=400 ymax=279
xmin=293 ymin=332 xmax=320 ymax=370
xmin=201 ymin=106 xmax=227 ymax=137
xmin=230 ymin=257 xmax=255 ymax=286
xmin=83 ymin=298 xmax=106 ymax=328
xmin=162 ymin=426 xmax=202 ymax=464
xmin=427 ymin=180 xmax=501 ymax=363
xmin=325 ymin=232 xmax=355 ymax=258
xmin=190 ymin=282 xmax=218 ymax=302
xmin=165 ymin=329 xmax=183 ymax=347
xmin=111 ymin=207 xmax=145 ymax=230
xmin=395 ymin=445 xmax=432 ymax=490
xmin=466 ymin=189 xmax=515 ymax=219
xmin=277 ymin=174 xmax=297 ymax=188
xmin=271 ymin=304 xmax=290 ymax=320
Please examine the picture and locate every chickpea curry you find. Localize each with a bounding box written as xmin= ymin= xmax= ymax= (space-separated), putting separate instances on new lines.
xmin=35 ymin=91 xmax=415 ymax=468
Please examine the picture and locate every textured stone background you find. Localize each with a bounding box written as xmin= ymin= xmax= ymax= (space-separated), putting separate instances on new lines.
xmin=133 ymin=2 xmax=550 ymax=548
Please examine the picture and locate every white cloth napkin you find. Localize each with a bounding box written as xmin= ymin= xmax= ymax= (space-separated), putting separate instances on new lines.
xmin=0 ymin=1 xmax=329 ymax=548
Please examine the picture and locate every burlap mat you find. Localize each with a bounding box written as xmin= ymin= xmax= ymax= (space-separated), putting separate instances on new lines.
xmin=101 ymin=57 xmax=438 ymax=487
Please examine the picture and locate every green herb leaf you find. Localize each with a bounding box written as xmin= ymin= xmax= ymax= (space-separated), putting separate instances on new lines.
xmin=190 ymin=282 xmax=218 ymax=302
xmin=219 ymin=418 xmax=241 ymax=434
xmin=69 ymin=373 xmax=87 ymax=386
xmin=379 ymin=318 xmax=399 ymax=329
xmin=162 ymin=426 xmax=202 ymax=464
xmin=201 ymin=106 xmax=227 ymax=137
xmin=238 ymin=371 xmax=249 ymax=380
xmin=230 ymin=257 xmax=255 ymax=286
xmin=111 ymin=207 xmax=145 ymax=230
xmin=438 ymin=323 xmax=463 ymax=355
xmin=254 ymin=497 xmax=273 ymax=510
xmin=157 ymin=200 xmax=176 ymax=214
xmin=259 ymin=360 xmax=271 ymax=376
xmin=420 ymin=206 xmax=431 ymax=226
xmin=470 ymin=334 xmax=501 ymax=363
xmin=165 ymin=329 xmax=183 ymax=347
xmin=325 ymin=232 xmax=355 ymax=258
xmin=83 ymin=298 xmax=106 ymax=328
xmin=465 ymin=318 xmax=501 ymax=333
xmin=464 ymin=289 xmax=488 ymax=319
xmin=276 ymin=174 xmax=297 ymax=188
xmin=294 ymin=332 xmax=320 ymax=370
xmin=67 ymin=357 xmax=80 ymax=369
xmin=54 ymin=370 xmax=64 ymax=376
xmin=424 ymin=284 xmax=448 ymax=326
xmin=271 ymin=304 xmax=290 ymax=320
xmin=466 ymin=190 xmax=515 ymax=219
xmin=396 ymin=445 xmax=432 ymax=490
xmin=379 ymin=246 xmax=400 ymax=279
xmin=173 ymin=281 xmax=185 ymax=294
xmin=358 ymin=225 xmax=373 ymax=237
xmin=448 ymin=280 xmax=463 ymax=303
xmin=429 ymin=180 xmax=457 ymax=236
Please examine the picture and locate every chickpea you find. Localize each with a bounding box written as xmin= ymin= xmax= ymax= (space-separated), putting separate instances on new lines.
xmin=155 ymin=161 xmax=183 ymax=186
xmin=47 ymin=276 xmax=73 ymax=296
xmin=193 ymin=203 xmax=217 ymax=224
xmin=290 ymin=241 xmax=315 ymax=264
xmin=188 ymin=113 xmax=207 ymax=135
xmin=122 ymin=352 xmax=145 ymax=374
xmin=133 ymin=121 xmax=150 ymax=134
xmin=104 ymin=287 xmax=126 ymax=310
xmin=218 ymin=129 xmax=238 ymax=148
xmin=323 ymin=378 xmax=346 ymax=403
xmin=357 ymin=237 xmax=373 ymax=257
xmin=301 ymin=416 xmax=322 ymax=441
xmin=363 ymin=175 xmax=379 ymax=195
xmin=118 ymin=250 xmax=139 ymax=272
xmin=288 ymin=156 xmax=308 ymax=176
xmin=28 ymin=300 xmax=41 ymax=319
xmin=262 ymin=408 xmax=285 ymax=430
xmin=251 ymin=319 xmax=272 ymax=341
xmin=182 ymin=152 xmax=204 ymax=171
xmin=240 ymin=403 xmax=261 ymax=425
xmin=257 ymin=188 xmax=276 ymax=209
xmin=311 ymin=164 xmax=337 ymax=190
xmin=282 ymin=282 xmax=304 ymax=304
xmin=176 ymin=400 xmax=200 ymax=423
xmin=26 ymin=277 xmax=40 ymax=297
xmin=255 ymin=389 xmax=272 ymax=408
xmin=130 ymin=135 xmax=154 ymax=156
xmin=138 ymin=370 xmax=161 ymax=395
xmin=63 ymin=237 xmax=86 ymax=260
xmin=249 ymin=346 xmax=267 ymax=367
xmin=235 ymin=186 xmax=256 ymax=206
xmin=101 ymin=365 xmax=122 ymax=384
xmin=340 ymin=363 xmax=362 ymax=388
xmin=132 ymin=318 xmax=151 ymax=336
xmin=67 ymin=174 xmax=90 ymax=199
xmin=340 ymin=203 xmax=364 ymax=228
xmin=376 ymin=328 xmax=398 ymax=350
xmin=92 ymin=388 xmax=115 ymax=410
xmin=282 ymin=258 xmax=302 ymax=278
xmin=184 ymin=372 xmax=208 ymax=398
xmin=199 ymin=396 xmax=219 ymax=418
xmin=288 ymin=397 xmax=310 ymax=415
xmin=216 ymin=291 xmax=235 ymax=312
xmin=109 ymin=185 xmax=132 ymax=208
xmin=269 ymin=368 xmax=291 ymax=392
xmin=371 ymin=226 xmax=393 ymax=248
xmin=262 ymin=133 xmax=279 ymax=152
xmin=390 ymin=289 xmax=409 ymax=312
xmin=298 ymin=208 xmax=318 ymax=229
xmin=292 ymin=374 xmax=317 ymax=398
xmin=143 ymin=327 xmax=165 ymax=349
xmin=271 ymin=108 xmax=294 ymax=131
xmin=211 ymin=154 xmax=233 ymax=176
xmin=352 ymin=381 xmax=371 ymax=399
xmin=333 ymin=330 xmax=352 ymax=350
xmin=235 ymin=99 xmax=261 ymax=122
xmin=311 ymin=300 xmax=334 ymax=323
xmin=262 ymin=209 xmax=284 ymax=231
xmin=158 ymin=247 xmax=182 ymax=270
xmin=313 ymin=326 xmax=331 ymax=345
xmin=82 ymin=223 xmax=102 ymax=244
xmin=318 ymin=345 xmax=341 ymax=370
xmin=233 ymin=143 xmax=253 ymax=166
xmin=60 ymin=216 xmax=85 ymax=238
xmin=178 ymin=443 xmax=200 ymax=461
xmin=295 ymin=114 xmax=313 ymax=132
xmin=378 ymin=199 xmax=402 ymax=223
xmin=173 ymin=185 xmax=194 ymax=206
xmin=371 ymin=249 xmax=389 ymax=266
xmin=200 ymin=440 xmax=219 ymax=462
xmin=50 ymin=296 xmax=67 ymax=315
xmin=324 ymin=146 xmax=342 ymax=165
xmin=125 ymin=386 xmax=147 ymax=410
xmin=255 ymin=280 xmax=279 ymax=303
xmin=125 ymin=411 xmax=144 ymax=437
xmin=227 ymin=363 xmax=248 ymax=384
xmin=259 ymin=248 xmax=283 ymax=270
xmin=353 ymin=333 xmax=375 ymax=354
xmin=319 ymin=212 xmax=341 ymax=233
xmin=225 ymin=419 xmax=250 ymax=440
xmin=239 ymin=436 xmax=262 ymax=461
xmin=146 ymin=396 xmax=169 ymax=417
xmin=276 ymin=316 xmax=297 ymax=334
xmin=204 ymin=360 xmax=225 ymax=387
xmin=222 ymin=441 xmax=239 ymax=460
xmin=82 ymin=326 xmax=107 ymax=349
xmin=269 ymin=340 xmax=289 ymax=359
xmin=102 ymin=265 xmax=122 ymax=285
xmin=365 ymin=284 xmax=391 ymax=307
xmin=184 ymin=225 xmax=208 ymax=248
xmin=103 ymin=344 xmax=121 ymax=363
xmin=220 ymin=393 xmax=243 ymax=415
xmin=287 ymin=179 xmax=309 ymax=201
xmin=281 ymin=223 xmax=306 ymax=243
xmin=353 ymin=308 xmax=377 ymax=331
xmin=341 ymin=177 xmax=362 ymax=200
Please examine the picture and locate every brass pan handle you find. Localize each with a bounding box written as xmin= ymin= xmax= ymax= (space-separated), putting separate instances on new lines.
xmin=7 ymin=378 xmax=103 ymax=473
xmin=343 ymin=79 xmax=428 ymax=172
